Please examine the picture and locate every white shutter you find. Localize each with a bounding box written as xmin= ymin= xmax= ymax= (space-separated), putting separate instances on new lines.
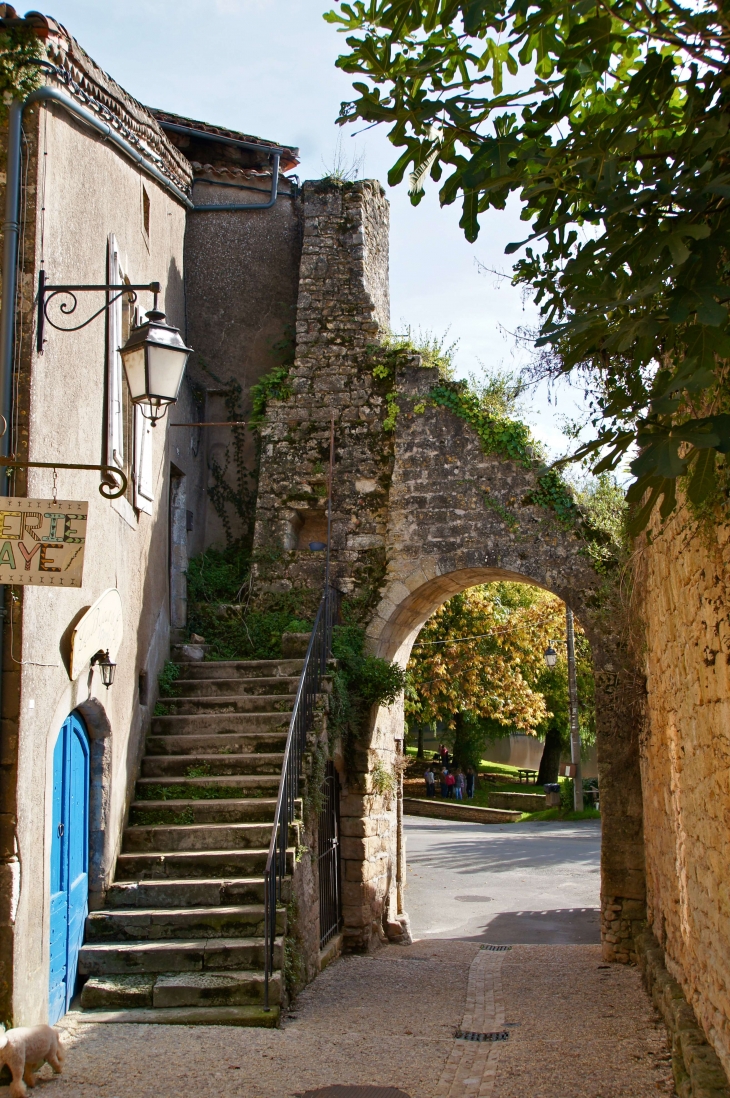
xmin=134 ymin=406 xmax=154 ymax=514
xmin=107 ymin=234 xmax=124 ymax=470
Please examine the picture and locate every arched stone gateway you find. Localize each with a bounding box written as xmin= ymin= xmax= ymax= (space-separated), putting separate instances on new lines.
xmin=252 ymin=179 xmax=645 ymax=965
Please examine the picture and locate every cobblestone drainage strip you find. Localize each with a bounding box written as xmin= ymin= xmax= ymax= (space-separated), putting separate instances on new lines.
xmin=480 ymin=944 xmax=512 ymax=951
xmin=455 ymin=1030 xmax=510 ymax=1042
xmin=298 ymin=1089 xmax=412 ymax=1098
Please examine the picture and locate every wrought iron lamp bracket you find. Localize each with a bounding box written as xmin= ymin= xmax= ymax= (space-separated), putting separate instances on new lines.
xmin=0 ymin=457 xmax=128 ymax=500
xmin=36 ymin=270 xmax=161 ymax=354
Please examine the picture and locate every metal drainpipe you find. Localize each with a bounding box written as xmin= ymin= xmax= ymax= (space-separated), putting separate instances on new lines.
xmin=0 ymin=81 xmax=198 ymax=721
xmin=158 ymin=121 xmax=284 ymax=211
xmin=0 ymin=98 xmax=23 ymax=706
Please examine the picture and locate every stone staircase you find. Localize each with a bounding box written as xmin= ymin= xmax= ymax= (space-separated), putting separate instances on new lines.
xmin=75 ymin=658 xmax=305 ymax=1026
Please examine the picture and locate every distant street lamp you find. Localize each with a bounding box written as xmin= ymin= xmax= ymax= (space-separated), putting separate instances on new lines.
xmin=120 ymin=305 xmax=192 ymax=426
xmin=543 ymin=609 xmax=584 ymax=811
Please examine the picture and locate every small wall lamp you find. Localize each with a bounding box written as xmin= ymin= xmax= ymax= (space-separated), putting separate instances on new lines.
xmin=91 ymin=649 xmax=116 ymax=689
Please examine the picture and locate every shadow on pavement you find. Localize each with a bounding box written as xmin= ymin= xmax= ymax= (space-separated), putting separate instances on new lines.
xmin=461 ymin=907 xmax=601 ymax=945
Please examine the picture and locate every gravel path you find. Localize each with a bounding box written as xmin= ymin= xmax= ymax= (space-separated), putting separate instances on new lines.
xmin=15 ymin=938 xmax=675 ymax=1098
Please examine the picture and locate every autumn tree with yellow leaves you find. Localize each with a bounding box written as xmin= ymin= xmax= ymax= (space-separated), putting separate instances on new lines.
xmin=406 ymin=583 xmax=594 ymax=778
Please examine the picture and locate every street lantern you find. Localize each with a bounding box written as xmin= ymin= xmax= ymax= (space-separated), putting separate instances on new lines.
xmin=91 ymin=649 xmax=116 ymax=689
xmin=544 ymin=644 xmax=558 ymax=668
xmin=120 ymin=307 xmax=192 ymax=425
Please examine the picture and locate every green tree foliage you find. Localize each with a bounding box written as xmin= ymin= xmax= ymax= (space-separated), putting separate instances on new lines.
xmin=0 ymin=22 xmax=43 ymax=117
xmin=330 ymin=625 xmax=409 ymax=770
xmin=326 ymin=0 xmax=730 ymax=528
xmin=407 ymin=582 xmax=595 ymax=768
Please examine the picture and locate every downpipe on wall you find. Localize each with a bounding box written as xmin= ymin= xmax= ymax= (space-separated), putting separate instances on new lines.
xmin=157 ymin=120 xmax=284 ymax=211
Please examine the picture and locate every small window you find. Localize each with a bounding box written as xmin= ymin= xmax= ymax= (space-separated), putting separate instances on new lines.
xmin=142 ymin=186 xmax=150 ymax=238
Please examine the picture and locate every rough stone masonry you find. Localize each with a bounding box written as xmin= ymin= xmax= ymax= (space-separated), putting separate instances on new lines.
xmin=251 ymin=177 xmax=645 ymax=959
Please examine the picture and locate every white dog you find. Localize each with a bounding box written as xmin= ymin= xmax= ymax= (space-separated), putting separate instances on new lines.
xmin=0 ymin=1025 xmax=65 ymax=1097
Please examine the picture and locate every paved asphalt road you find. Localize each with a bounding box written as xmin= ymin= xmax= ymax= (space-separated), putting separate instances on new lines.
xmin=404 ymin=816 xmax=602 ymax=944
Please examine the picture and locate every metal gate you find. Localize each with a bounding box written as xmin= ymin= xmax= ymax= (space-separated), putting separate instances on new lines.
xmin=317 ymin=760 xmax=342 ymax=948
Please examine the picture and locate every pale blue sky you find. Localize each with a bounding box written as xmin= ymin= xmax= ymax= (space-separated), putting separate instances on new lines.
xmin=45 ymin=0 xmax=584 ymax=454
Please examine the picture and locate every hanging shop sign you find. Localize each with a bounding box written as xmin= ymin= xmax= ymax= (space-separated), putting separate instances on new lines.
xmin=70 ymin=587 xmax=123 ymax=680
xmin=0 ymin=498 xmax=88 ymax=587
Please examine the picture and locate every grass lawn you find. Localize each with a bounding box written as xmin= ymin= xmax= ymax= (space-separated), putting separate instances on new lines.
xmin=406 ymin=746 xmax=599 ymax=822
xmin=521 ymin=806 xmax=601 ymax=822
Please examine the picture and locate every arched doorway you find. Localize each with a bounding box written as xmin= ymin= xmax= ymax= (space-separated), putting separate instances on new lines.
xmin=49 ymin=711 xmax=90 ymax=1023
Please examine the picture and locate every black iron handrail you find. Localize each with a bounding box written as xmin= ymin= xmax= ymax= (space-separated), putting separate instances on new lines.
xmin=264 ymin=584 xmax=339 ymax=1009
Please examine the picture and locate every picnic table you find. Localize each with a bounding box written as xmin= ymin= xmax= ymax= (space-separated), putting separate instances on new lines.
xmin=517 ymin=768 xmax=538 ymax=784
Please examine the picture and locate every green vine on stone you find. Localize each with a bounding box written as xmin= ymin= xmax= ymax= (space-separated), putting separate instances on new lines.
xmin=429 ymin=381 xmax=580 ymax=526
xmin=0 ymin=24 xmax=43 ymax=119
xmin=329 ymin=624 xmax=407 ymax=774
xmin=482 ymin=491 xmax=518 ymax=531
xmin=249 ymin=364 xmax=293 ymax=428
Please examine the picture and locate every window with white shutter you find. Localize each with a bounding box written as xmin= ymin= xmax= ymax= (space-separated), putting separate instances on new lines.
xmin=107 ymin=234 xmax=124 ymax=471
xmin=134 ymin=406 xmax=154 ymax=514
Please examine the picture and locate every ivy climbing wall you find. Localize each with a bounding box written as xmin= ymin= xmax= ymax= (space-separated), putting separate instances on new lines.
xmin=251 ymin=178 xmax=646 ymax=960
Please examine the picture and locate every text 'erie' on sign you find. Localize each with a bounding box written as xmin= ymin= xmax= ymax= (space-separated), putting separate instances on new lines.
xmin=0 ymin=499 xmax=88 ymax=587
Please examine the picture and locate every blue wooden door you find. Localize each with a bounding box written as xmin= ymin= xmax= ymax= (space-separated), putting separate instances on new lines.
xmin=49 ymin=713 xmax=89 ymax=1023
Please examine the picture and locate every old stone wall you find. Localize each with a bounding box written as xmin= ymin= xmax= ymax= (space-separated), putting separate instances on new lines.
xmin=251 ymin=179 xmax=399 ymax=949
xmin=638 ymin=508 xmax=730 ymax=1078
xmin=180 ymin=162 xmax=302 ymax=550
xmin=366 ymin=364 xmax=646 ymax=956
xmin=253 ymin=178 xmax=394 ymax=606
xmin=251 ymin=178 xmax=646 ymax=959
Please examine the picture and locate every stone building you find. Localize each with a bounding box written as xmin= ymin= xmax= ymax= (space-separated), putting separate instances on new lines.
xmin=0 ymin=11 xmax=301 ymax=1026
xmin=0 ymin=10 xmax=728 ymax=1092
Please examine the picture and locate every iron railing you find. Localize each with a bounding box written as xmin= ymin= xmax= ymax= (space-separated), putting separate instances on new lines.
xmin=317 ymin=759 xmax=343 ymax=949
xmin=263 ymin=584 xmax=339 ymax=1009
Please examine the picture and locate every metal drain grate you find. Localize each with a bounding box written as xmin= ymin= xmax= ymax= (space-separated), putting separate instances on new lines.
xmin=456 ymin=1029 xmax=510 ymax=1042
xmin=298 ymin=1089 xmax=411 ymax=1098
xmin=480 ymin=944 xmax=512 ymax=951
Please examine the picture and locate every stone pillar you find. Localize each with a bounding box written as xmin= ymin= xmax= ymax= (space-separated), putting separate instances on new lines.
xmin=595 ymin=656 xmax=647 ymax=962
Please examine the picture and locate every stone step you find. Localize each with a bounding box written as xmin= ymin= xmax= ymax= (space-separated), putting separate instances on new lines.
xmin=70 ymin=1004 xmax=280 ymax=1027
xmin=149 ymin=711 xmax=292 ymax=737
xmin=78 ymin=936 xmax=282 ymax=976
xmin=80 ymin=970 xmax=282 ymax=1010
xmin=114 ymin=848 xmax=291 ymax=881
xmin=135 ymin=775 xmax=281 ymax=800
xmin=145 ymin=732 xmax=288 ymax=757
xmin=85 ymin=904 xmax=285 ymax=942
xmin=158 ymin=702 xmax=292 ymax=720
xmin=140 ymin=753 xmax=284 ymax=778
xmin=160 ymin=683 xmax=299 ymax=715
xmin=122 ymin=822 xmax=277 ymax=854
xmin=169 ymin=678 xmax=299 ymax=699
xmin=104 ymin=878 xmax=272 ymax=909
xmin=129 ymin=798 xmax=286 ymax=826
xmin=177 ymin=659 xmax=305 ymax=681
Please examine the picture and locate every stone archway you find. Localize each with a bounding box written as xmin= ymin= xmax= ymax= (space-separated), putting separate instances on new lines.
xmin=349 ymin=365 xmax=645 ymax=962
xmin=250 ymin=179 xmax=645 ymax=965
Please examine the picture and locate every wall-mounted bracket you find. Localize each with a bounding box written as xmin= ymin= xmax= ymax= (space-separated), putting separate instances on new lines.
xmin=37 ymin=270 xmax=161 ymax=354
xmin=0 ymin=457 xmax=128 ymax=500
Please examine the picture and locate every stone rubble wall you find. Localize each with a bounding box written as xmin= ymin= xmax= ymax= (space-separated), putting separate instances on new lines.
xmin=370 ymin=363 xmax=647 ymax=961
xmin=635 ymin=927 xmax=730 ymax=1098
xmin=252 ymin=177 xmax=646 ymax=958
xmin=638 ymin=509 xmax=730 ymax=1079
xmin=252 ymin=180 xmax=401 ymax=948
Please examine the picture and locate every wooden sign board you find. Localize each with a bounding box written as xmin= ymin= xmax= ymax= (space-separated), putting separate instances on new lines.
xmin=70 ymin=587 xmax=123 ymax=680
xmin=0 ymin=498 xmax=88 ymax=587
